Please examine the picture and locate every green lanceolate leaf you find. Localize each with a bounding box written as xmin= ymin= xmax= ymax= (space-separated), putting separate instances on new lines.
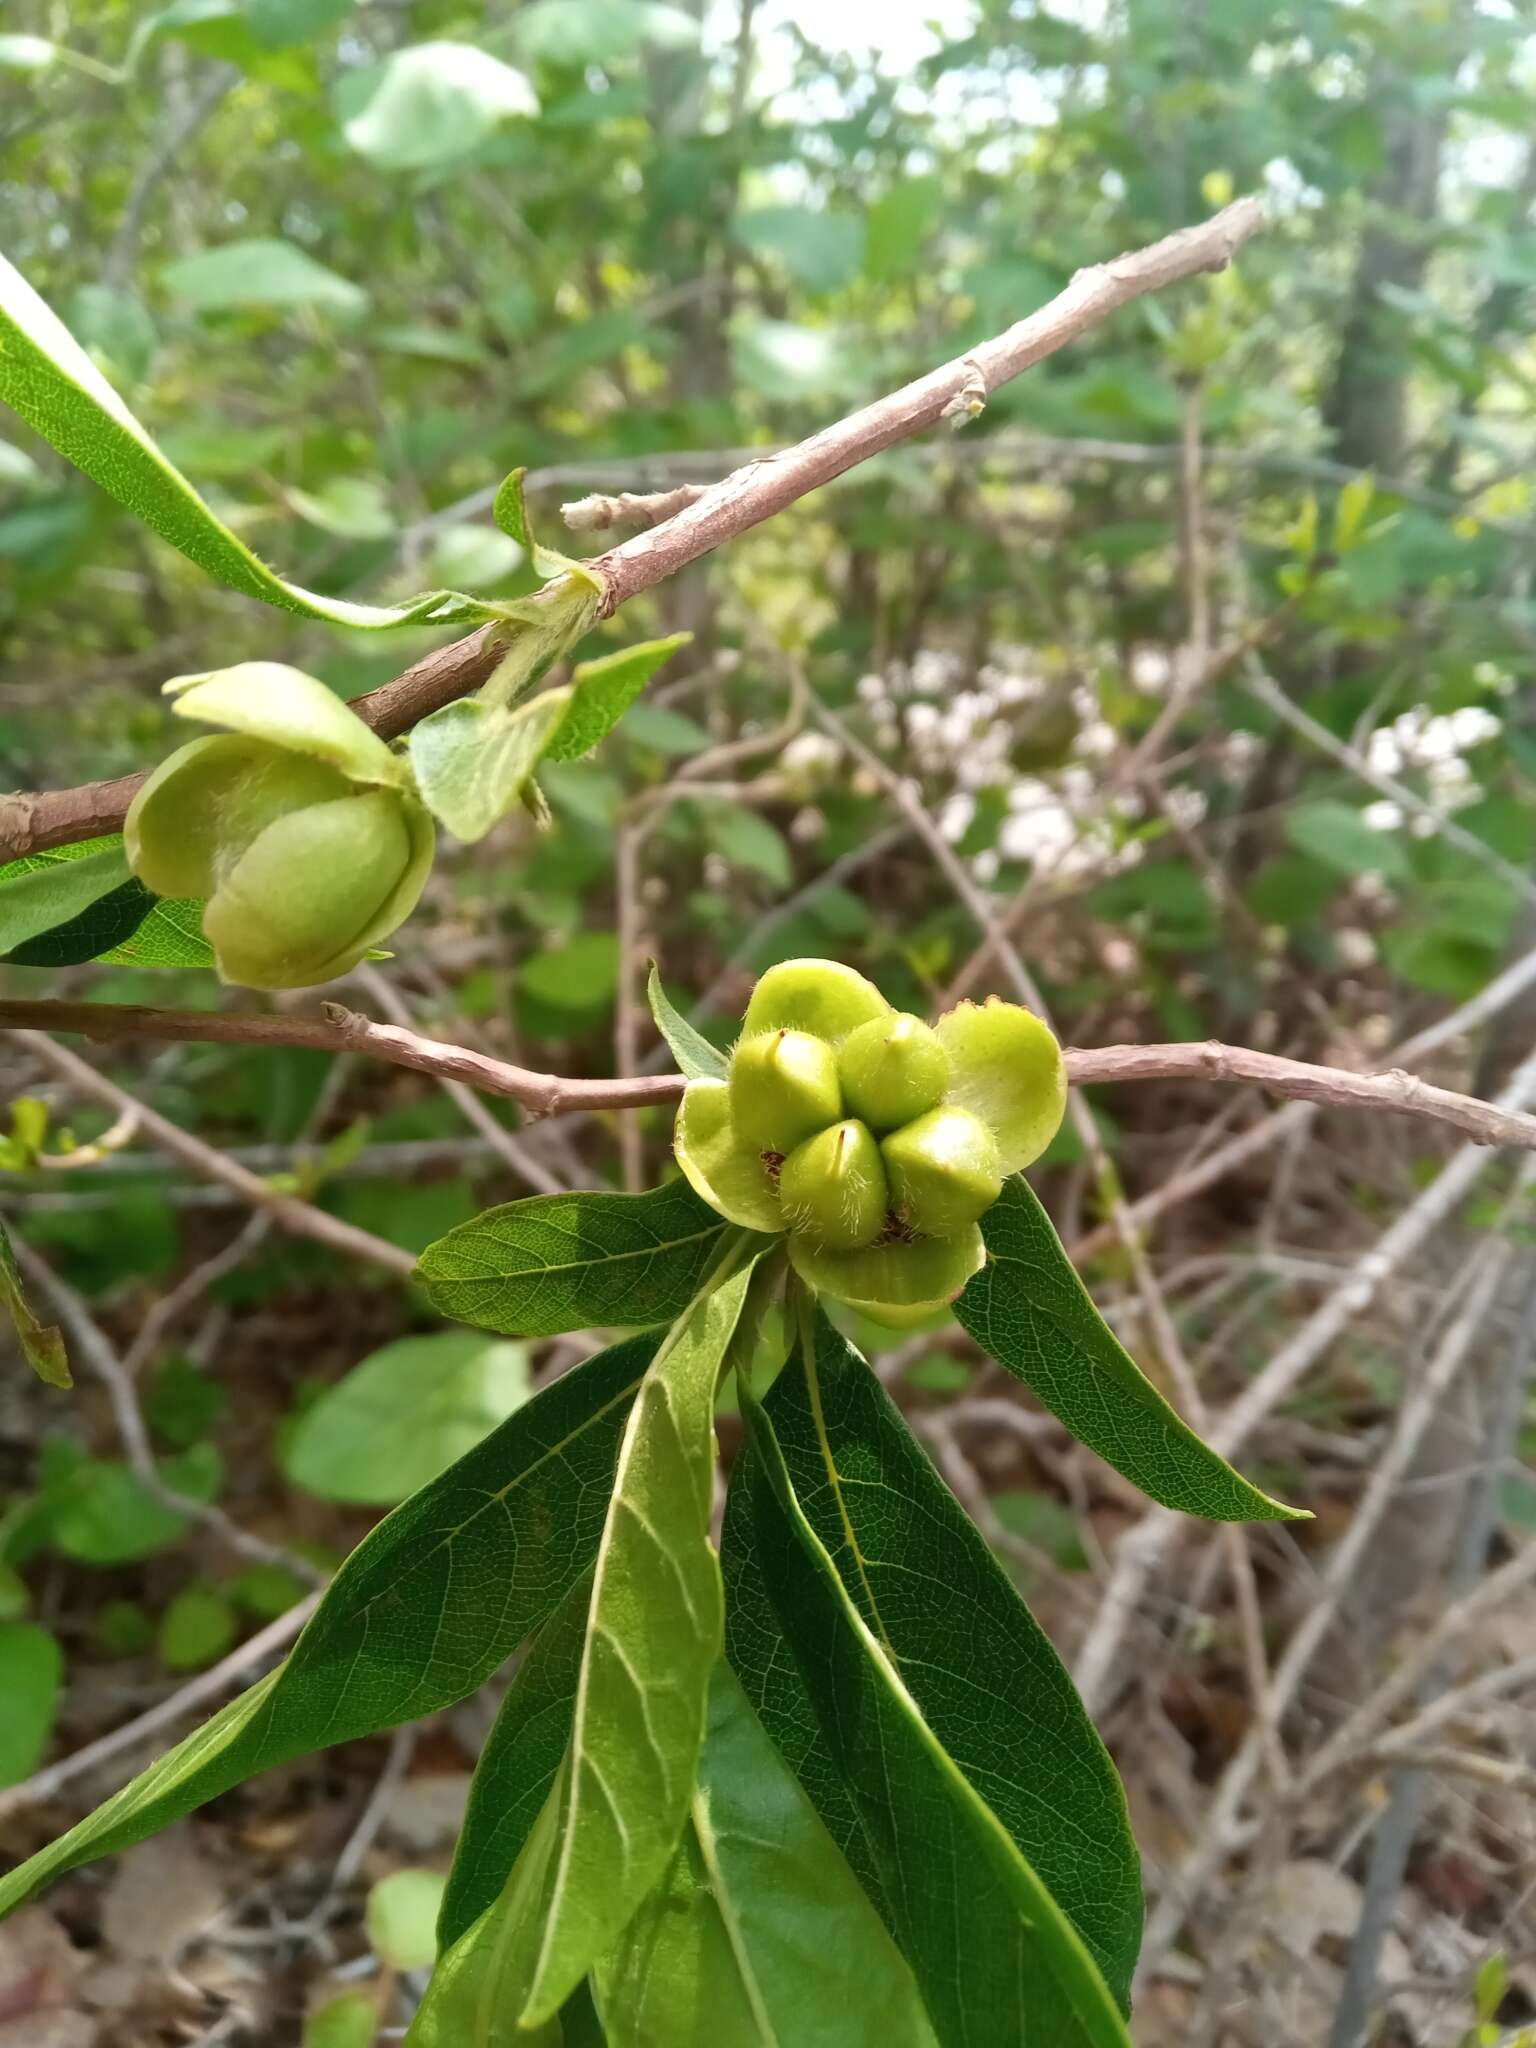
xmin=593 ymin=1662 xmax=936 ymax=2048
xmin=723 ymin=1308 xmax=1141 ymax=2008
xmin=99 ymin=895 xmax=215 ymax=969
xmin=0 ymin=1220 xmax=69 ymax=1388
xmin=417 ymin=1181 xmax=734 ymax=1338
xmin=438 ymin=1570 xmax=594 ymax=1951
xmin=646 ymin=961 xmax=728 ymax=1081
xmin=414 ymin=1253 xmax=759 ymax=2033
xmin=0 ymin=251 xmax=485 ymax=631
xmin=0 ymin=842 xmax=134 ymax=958
xmin=955 ymin=1177 xmax=1304 ymax=1522
xmin=0 ymin=1333 xmax=657 ymax=1918
xmin=737 ymin=1390 xmax=1133 ymax=2048
xmin=545 ymin=636 xmax=693 ymax=763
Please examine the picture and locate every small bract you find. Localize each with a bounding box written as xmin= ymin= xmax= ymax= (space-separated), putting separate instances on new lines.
xmin=125 ymin=663 xmax=434 ymax=991
xmin=672 ymin=959 xmax=1067 ymax=1325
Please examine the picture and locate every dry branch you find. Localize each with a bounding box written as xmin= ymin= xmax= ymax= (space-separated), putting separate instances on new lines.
xmin=5 ymin=1000 xmax=1536 ymax=1151
xmin=0 ymin=199 xmax=1264 ymax=861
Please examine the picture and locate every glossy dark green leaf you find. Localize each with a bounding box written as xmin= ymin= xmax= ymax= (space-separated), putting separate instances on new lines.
xmin=417 ymin=1181 xmax=731 ymax=1337
xmin=412 ymin=1255 xmax=758 ymax=2033
xmin=438 ymin=1568 xmax=592 ymax=1949
xmin=955 ymin=1177 xmax=1304 ymax=1522
xmin=737 ymin=1388 xmax=1132 ymax=2048
xmin=0 ymin=842 xmax=133 ymax=958
xmin=723 ymin=1308 xmax=1141 ymax=2007
xmin=0 ymin=1333 xmax=655 ymax=1918
xmin=4 ymin=880 xmax=153 ymax=965
xmin=645 ymin=962 xmax=727 ymax=1080
xmin=593 ymin=1663 xmax=935 ymax=2048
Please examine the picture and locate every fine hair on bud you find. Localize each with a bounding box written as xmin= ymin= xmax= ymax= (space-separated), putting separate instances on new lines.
xmin=779 ymin=1118 xmax=888 ymax=1250
xmin=838 ymin=1011 xmax=950 ymax=1132
xmin=728 ymin=1026 xmax=843 ymax=1152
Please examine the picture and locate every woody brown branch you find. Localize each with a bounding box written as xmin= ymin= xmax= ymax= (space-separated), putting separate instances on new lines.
xmin=0 ymin=198 xmax=1265 ymax=862
xmin=4 ymin=999 xmax=1534 ymax=1153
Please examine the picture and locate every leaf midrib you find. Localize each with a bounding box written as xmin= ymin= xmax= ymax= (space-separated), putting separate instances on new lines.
xmin=436 ymin=1217 xmax=723 ymax=1286
xmin=254 ymin=1371 xmax=645 ymax=1752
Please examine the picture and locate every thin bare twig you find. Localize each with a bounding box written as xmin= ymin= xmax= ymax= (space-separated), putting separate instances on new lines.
xmin=5 ymin=1001 xmax=1536 ymax=1150
xmin=13 ymin=1237 xmax=328 ymax=1589
xmin=1244 ymin=658 xmax=1536 ymax=908
xmin=1132 ymin=1147 xmax=1536 ymax=1984
xmin=1 ymin=199 xmax=1266 ymax=861
xmin=0 ymin=1594 xmax=319 ymax=1824
xmin=352 ymin=964 xmax=563 ymax=1195
xmin=1067 ymin=930 xmax=1536 ymax=1264
xmin=562 ymin=483 xmax=710 ymax=532
xmin=5 ymin=1030 xmax=414 ymax=1276
xmin=1076 ymin=1049 xmax=1536 ymax=1719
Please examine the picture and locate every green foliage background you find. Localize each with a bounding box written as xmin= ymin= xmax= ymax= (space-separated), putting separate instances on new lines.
xmin=3 ymin=2 xmax=1536 ymax=2041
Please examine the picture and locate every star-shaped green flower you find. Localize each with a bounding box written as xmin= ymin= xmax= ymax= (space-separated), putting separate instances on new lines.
xmin=674 ymin=959 xmax=1066 ymax=1326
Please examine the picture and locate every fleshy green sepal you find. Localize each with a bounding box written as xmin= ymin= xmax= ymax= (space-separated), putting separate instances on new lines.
xmin=935 ymin=998 xmax=1066 ymax=1174
xmin=674 ymin=1079 xmax=785 ymax=1235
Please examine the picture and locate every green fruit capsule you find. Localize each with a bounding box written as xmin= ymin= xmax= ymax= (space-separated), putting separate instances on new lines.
xmin=728 ymin=1028 xmax=842 ymax=1152
xmin=883 ymin=1106 xmax=1002 ymax=1237
xmin=837 ymin=1012 xmax=949 ymax=1132
xmin=780 ymin=1119 xmax=888 ymax=1251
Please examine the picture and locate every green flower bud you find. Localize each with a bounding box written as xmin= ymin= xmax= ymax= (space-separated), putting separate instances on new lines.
xmin=741 ymin=958 xmax=890 ymax=1045
xmin=837 ymin=1012 xmax=949 ymax=1132
xmin=780 ymin=1119 xmax=888 ymax=1251
xmin=882 ymin=1106 xmax=1002 ymax=1237
xmin=729 ymin=1028 xmax=842 ymax=1152
xmin=124 ymin=663 xmax=434 ymax=991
